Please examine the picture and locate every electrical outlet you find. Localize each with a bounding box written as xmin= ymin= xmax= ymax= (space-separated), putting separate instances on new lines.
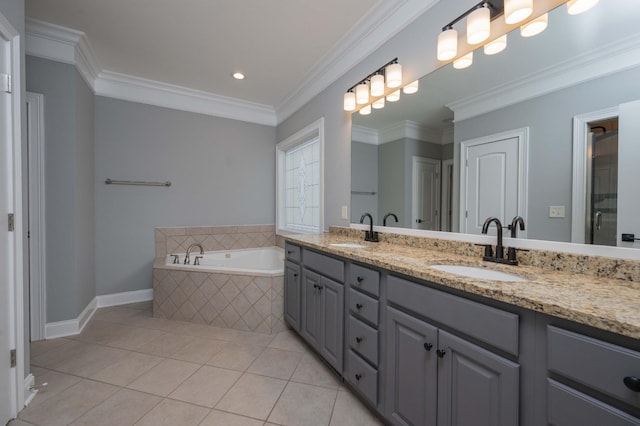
xmin=341 ymin=205 xmax=348 ymax=220
xmin=549 ymin=206 xmax=565 ymax=218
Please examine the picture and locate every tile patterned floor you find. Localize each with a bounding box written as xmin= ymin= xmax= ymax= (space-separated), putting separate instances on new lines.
xmin=12 ymin=302 xmax=383 ymax=426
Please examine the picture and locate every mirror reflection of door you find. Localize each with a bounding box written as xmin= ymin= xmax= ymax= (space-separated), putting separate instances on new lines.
xmin=587 ymin=119 xmax=618 ymax=246
xmin=412 ymin=156 xmax=440 ymax=230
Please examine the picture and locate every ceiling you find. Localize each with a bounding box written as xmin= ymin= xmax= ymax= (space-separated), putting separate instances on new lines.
xmin=25 ymin=0 xmax=395 ymax=111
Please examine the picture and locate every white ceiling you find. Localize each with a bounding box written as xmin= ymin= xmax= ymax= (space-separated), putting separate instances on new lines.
xmin=25 ymin=0 xmax=388 ymax=109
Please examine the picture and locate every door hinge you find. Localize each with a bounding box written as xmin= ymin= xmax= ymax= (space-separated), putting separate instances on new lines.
xmin=465 ymin=210 xmax=468 ymax=218
xmin=0 ymin=73 xmax=11 ymax=93
xmin=8 ymin=213 xmax=14 ymax=231
xmin=10 ymin=349 xmax=16 ymax=367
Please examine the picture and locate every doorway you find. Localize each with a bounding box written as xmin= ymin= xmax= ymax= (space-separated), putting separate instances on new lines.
xmin=411 ymin=156 xmax=441 ymax=230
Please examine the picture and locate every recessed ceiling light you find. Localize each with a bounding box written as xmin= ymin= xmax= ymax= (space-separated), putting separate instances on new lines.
xmin=232 ymin=72 xmax=245 ymax=80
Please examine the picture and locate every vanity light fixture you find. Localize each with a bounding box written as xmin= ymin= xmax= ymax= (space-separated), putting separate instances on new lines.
xmin=504 ymin=0 xmax=533 ymax=24
xmin=385 ymin=62 xmax=403 ymax=88
xmin=453 ymin=51 xmax=474 ymax=69
xmin=343 ymin=58 xmax=409 ymax=112
xmin=343 ymin=90 xmax=356 ymax=112
xmin=359 ymin=104 xmax=372 ymax=115
xmin=484 ymin=34 xmax=507 ymax=55
xmin=370 ymin=73 xmax=385 ymax=97
xmin=372 ymin=97 xmax=385 ymax=109
xmin=387 ymin=90 xmax=401 ymax=102
xmin=566 ymin=0 xmax=599 ymax=15
xmin=402 ymin=80 xmax=419 ymax=94
xmin=520 ymin=13 xmax=548 ymax=37
xmin=355 ymin=81 xmax=370 ymax=105
xmin=467 ymin=3 xmax=491 ymax=45
xmin=232 ymin=72 xmax=245 ymax=80
xmin=437 ymin=26 xmax=458 ymax=61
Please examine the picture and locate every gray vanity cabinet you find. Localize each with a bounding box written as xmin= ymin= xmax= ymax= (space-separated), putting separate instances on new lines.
xmin=284 ymin=260 xmax=301 ymax=331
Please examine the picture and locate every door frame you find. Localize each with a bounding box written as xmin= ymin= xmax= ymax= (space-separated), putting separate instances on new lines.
xmin=411 ymin=156 xmax=441 ymax=231
xmin=441 ymin=159 xmax=454 ymax=232
xmin=27 ymin=92 xmax=46 ymax=341
xmin=0 ymin=10 xmax=25 ymax=418
xmin=571 ymin=106 xmax=619 ymax=244
xmin=459 ymin=128 xmax=529 ymax=234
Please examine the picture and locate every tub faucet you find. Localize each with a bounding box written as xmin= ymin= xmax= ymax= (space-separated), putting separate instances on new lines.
xmin=184 ymin=243 xmax=204 ymax=264
xmin=383 ymin=212 xmax=398 ymax=227
xmin=359 ymin=213 xmax=379 ymax=242
xmin=481 ymin=217 xmax=504 ymax=263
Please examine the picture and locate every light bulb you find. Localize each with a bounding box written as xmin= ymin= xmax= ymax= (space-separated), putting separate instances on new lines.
xmin=567 ymin=0 xmax=599 ymax=15
xmin=386 ymin=63 xmax=402 ymax=88
xmin=386 ymin=90 xmax=401 ymax=102
xmin=437 ymin=28 xmax=458 ymax=61
xmin=504 ymin=0 xmax=532 ymax=24
xmin=370 ymin=74 xmax=385 ymax=97
xmin=372 ymin=97 xmax=385 ymax=109
xmin=359 ymin=105 xmax=372 ymax=115
xmin=403 ymin=80 xmax=419 ymax=94
xmin=453 ymin=52 xmax=473 ymax=70
xmin=520 ymin=13 xmax=548 ymax=37
xmin=467 ymin=5 xmax=491 ymax=45
xmin=484 ymin=35 xmax=507 ymax=55
xmin=356 ymin=82 xmax=369 ymax=105
xmin=343 ymin=91 xmax=356 ymax=112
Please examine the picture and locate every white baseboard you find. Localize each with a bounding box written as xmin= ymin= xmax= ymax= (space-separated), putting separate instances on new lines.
xmin=96 ymin=288 xmax=153 ymax=308
xmin=24 ymin=373 xmax=36 ymax=407
xmin=45 ymin=297 xmax=97 ymax=339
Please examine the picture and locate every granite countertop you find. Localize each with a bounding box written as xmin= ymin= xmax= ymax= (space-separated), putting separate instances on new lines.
xmin=283 ymin=233 xmax=640 ymax=340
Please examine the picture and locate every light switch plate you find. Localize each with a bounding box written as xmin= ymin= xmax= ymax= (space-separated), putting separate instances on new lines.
xmin=549 ymin=206 xmax=565 ymax=218
xmin=341 ymin=205 xmax=348 ymax=220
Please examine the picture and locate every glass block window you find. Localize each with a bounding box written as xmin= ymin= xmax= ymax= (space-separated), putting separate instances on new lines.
xmin=277 ymin=118 xmax=324 ymax=234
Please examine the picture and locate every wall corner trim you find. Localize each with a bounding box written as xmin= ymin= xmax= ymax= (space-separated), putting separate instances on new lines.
xmin=44 ymin=297 xmax=97 ymax=339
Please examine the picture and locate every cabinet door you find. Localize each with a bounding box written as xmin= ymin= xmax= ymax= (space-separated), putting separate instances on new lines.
xmin=320 ymin=277 xmax=344 ymax=372
xmin=284 ymin=261 xmax=301 ymax=331
xmin=386 ymin=306 xmax=438 ymax=426
xmin=437 ymin=330 xmax=519 ymax=426
xmin=301 ymin=269 xmax=322 ymax=347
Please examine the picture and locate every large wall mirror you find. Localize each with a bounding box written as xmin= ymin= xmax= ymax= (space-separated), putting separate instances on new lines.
xmin=351 ymin=0 xmax=640 ymax=249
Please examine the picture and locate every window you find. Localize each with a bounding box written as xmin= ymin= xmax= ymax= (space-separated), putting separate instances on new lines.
xmin=276 ymin=118 xmax=324 ymax=233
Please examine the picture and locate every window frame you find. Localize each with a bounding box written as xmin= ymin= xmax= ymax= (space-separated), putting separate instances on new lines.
xmin=276 ymin=117 xmax=325 ymax=234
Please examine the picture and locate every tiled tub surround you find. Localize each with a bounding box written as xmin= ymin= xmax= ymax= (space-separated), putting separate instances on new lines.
xmin=153 ymin=225 xmax=286 ymax=334
xmin=286 ymin=228 xmax=640 ymax=339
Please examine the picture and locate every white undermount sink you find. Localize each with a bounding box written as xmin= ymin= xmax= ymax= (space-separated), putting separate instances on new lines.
xmin=329 ymin=243 xmax=367 ymax=249
xmin=430 ymin=265 xmax=528 ymax=282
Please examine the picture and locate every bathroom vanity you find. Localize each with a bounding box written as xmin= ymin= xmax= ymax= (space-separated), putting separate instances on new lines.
xmin=283 ymin=231 xmax=640 ymax=426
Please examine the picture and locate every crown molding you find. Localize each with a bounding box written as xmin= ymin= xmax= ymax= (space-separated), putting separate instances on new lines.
xmin=351 ymin=125 xmax=379 ymax=144
xmin=274 ymin=0 xmax=441 ymax=124
xmin=352 ymin=120 xmax=442 ymax=145
xmin=447 ymin=32 xmax=640 ymax=122
xmin=94 ymin=71 xmax=276 ymax=126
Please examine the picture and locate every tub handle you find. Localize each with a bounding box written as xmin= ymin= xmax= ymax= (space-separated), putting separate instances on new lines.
xmin=194 ymin=256 xmax=203 ymax=265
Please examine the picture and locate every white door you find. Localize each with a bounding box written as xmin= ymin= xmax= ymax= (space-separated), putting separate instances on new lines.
xmin=0 ymin=30 xmax=13 ymax=425
xmin=412 ymin=157 xmax=440 ymax=230
xmin=461 ymin=129 xmax=528 ymax=235
xmin=617 ymin=100 xmax=640 ymax=248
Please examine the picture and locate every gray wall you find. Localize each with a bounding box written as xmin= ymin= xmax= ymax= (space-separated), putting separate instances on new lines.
xmin=379 ymin=140 xmax=405 ymax=227
xmin=26 ymin=56 xmax=96 ymax=322
xmin=95 ymin=97 xmax=276 ymax=296
xmin=455 ymin=66 xmax=640 ymax=242
xmin=351 ymin=141 xmax=378 ymax=223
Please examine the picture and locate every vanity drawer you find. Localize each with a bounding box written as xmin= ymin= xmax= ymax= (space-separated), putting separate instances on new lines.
xmin=548 ymin=379 xmax=640 ymax=425
xmin=349 ymin=288 xmax=379 ymax=326
xmin=387 ymin=275 xmax=519 ymax=356
xmin=284 ymin=243 xmax=301 ymax=263
xmin=547 ymin=326 xmax=640 ymax=407
xmin=349 ymin=264 xmax=380 ymax=297
xmin=348 ymin=315 xmax=379 ymax=366
xmin=347 ymin=349 xmax=378 ymax=406
xmin=303 ymin=249 xmax=344 ymax=283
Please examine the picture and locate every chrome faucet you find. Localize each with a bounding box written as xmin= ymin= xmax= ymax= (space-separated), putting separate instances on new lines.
xmin=507 ymin=216 xmax=526 ymax=265
xmin=184 ymin=243 xmax=204 ymax=264
xmin=481 ymin=217 xmax=505 ymax=263
xmin=383 ymin=212 xmax=398 ymax=227
xmin=359 ymin=213 xmax=379 ymax=242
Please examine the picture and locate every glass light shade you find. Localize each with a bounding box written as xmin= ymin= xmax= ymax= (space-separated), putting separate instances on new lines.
xmin=370 ymin=74 xmax=385 ymax=97
xmin=385 ymin=63 xmax=402 ymax=88
xmin=343 ymin=91 xmax=356 ymax=111
xmin=359 ymin=105 xmax=372 ymax=115
xmin=402 ymin=80 xmax=419 ymax=94
xmin=520 ymin=13 xmax=548 ymax=37
xmin=467 ymin=6 xmax=491 ymax=45
xmin=453 ymin=52 xmax=473 ymax=70
xmin=567 ymin=0 xmax=599 ymax=15
xmin=386 ymin=90 xmax=401 ymax=102
xmin=355 ymin=82 xmax=369 ymax=105
xmin=372 ymin=97 xmax=385 ymax=109
xmin=484 ymin=34 xmax=507 ymax=55
xmin=504 ymin=0 xmax=533 ymax=24
xmin=437 ymin=28 xmax=458 ymax=61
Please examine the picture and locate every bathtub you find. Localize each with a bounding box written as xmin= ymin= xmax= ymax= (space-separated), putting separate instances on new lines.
xmin=165 ymin=246 xmax=284 ymax=276
xmin=153 ymin=246 xmax=286 ymax=334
